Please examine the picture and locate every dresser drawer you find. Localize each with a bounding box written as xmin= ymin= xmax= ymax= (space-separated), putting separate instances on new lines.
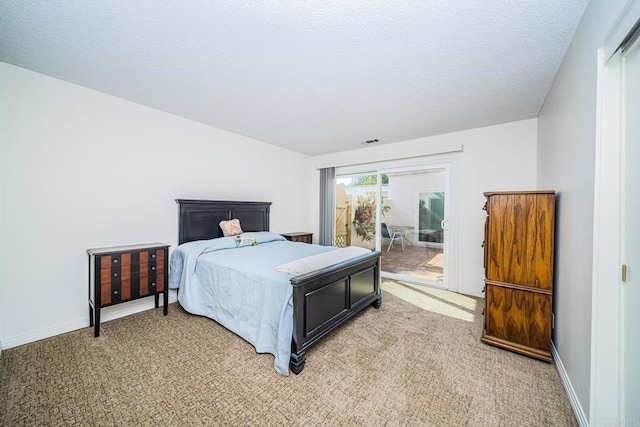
xmin=100 ymin=272 xmax=165 ymax=305
xmin=482 ymin=283 xmax=552 ymax=360
xmin=100 ymin=249 xmax=164 ymax=271
xmin=99 ymin=259 xmax=164 ymax=285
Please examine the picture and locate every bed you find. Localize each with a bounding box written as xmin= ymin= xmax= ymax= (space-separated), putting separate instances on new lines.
xmin=169 ymin=199 xmax=382 ymax=375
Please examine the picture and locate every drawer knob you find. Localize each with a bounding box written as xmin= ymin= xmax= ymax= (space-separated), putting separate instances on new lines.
xmin=113 ymin=290 xmax=119 ymax=295
xmin=113 ymin=272 xmax=119 ymax=277
xmin=113 ymin=259 xmax=119 ymax=264
xmin=151 ymin=282 xmax=156 ymax=287
xmin=152 ymin=254 xmax=156 ymax=259
xmin=151 ymin=266 xmax=155 ymax=271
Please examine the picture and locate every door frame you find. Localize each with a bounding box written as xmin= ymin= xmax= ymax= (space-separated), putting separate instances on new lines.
xmin=592 ymin=1 xmax=640 ymax=422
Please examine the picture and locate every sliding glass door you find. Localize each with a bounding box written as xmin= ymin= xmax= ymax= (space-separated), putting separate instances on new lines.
xmin=378 ymin=166 xmax=449 ymax=288
xmin=334 ymin=163 xmax=452 ymax=290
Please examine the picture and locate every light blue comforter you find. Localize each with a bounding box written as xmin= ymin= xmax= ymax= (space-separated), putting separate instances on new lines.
xmin=169 ymin=232 xmax=336 ymax=375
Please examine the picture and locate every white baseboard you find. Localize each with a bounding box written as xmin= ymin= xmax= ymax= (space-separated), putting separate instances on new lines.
xmin=1 ymin=291 xmax=177 ymax=350
xmin=552 ymin=341 xmax=589 ymax=427
xmin=1 ymin=317 xmax=90 ymax=350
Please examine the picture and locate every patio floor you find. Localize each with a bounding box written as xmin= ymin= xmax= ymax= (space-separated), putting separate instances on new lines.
xmin=380 ymin=244 xmax=444 ymax=282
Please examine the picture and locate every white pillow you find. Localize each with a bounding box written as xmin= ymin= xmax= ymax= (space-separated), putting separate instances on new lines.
xmin=219 ymin=219 xmax=243 ymax=237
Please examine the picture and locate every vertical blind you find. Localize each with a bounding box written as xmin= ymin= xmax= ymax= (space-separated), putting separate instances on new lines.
xmin=318 ymin=167 xmax=335 ymax=246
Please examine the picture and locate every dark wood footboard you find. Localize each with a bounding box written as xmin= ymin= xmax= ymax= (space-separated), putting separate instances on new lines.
xmin=289 ymin=251 xmax=382 ymax=374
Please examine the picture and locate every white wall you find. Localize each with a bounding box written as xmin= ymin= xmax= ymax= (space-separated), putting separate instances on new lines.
xmin=537 ymin=0 xmax=629 ymax=419
xmin=0 ymin=63 xmax=313 ymax=348
xmin=312 ymin=118 xmax=538 ymax=297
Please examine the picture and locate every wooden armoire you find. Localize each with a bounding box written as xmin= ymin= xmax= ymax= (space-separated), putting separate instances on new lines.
xmin=481 ymin=191 xmax=555 ymax=362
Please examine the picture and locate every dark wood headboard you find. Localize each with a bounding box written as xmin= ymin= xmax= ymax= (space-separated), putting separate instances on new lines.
xmin=176 ymin=199 xmax=272 ymax=245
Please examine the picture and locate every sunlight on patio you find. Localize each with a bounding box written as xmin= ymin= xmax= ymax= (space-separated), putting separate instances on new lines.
xmin=382 ymin=279 xmax=478 ymax=322
xmin=380 ymin=246 xmax=444 ymax=282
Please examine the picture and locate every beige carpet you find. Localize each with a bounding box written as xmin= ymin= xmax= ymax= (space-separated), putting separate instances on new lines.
xmin=0 ymin=281 xmax=577 ymax=426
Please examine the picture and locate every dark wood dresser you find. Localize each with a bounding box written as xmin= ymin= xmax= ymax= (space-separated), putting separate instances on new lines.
xmin=88 ymin=242 xmax=170 ymax=337
xmin=481 ymin=191 xmax=555 ymax=362
xmin=281 ymin=232 xmax=313 ymax=244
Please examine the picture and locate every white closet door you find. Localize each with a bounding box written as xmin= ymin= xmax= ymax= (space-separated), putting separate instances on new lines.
xmin=622 ymin=31 xmax=640 ymax=419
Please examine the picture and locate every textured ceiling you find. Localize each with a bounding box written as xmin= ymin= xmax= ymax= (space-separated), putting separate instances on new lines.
xmin=0 ymin=1 xmax=588 ymax=156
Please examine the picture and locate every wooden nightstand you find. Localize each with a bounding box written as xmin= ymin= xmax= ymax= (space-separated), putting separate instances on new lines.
xmin=88 ymin=242 xmax=170 ymax=337
xmin=281 ymin=232 xmax=313 ymax=244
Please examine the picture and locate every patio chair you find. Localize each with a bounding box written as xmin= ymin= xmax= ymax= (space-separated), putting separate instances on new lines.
xmin=381 ymin=223 xmax=404 ymax=252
